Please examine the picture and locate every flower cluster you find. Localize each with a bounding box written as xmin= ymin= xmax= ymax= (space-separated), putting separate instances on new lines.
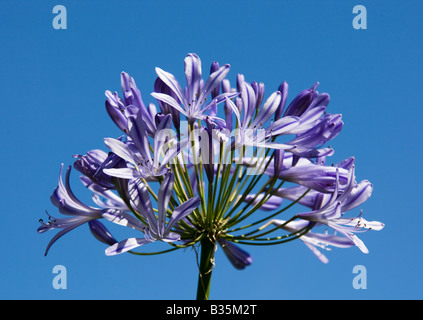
xmin=38 ymin=53 xmax=384 ymax=298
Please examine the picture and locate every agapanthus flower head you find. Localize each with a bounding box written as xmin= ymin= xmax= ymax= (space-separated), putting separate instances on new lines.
xmin=38 ymin=53 xmax=383 ymax=300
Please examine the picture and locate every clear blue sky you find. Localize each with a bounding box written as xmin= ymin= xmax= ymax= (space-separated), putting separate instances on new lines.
xmin=1 ymin=0 xmax=422 ymax=300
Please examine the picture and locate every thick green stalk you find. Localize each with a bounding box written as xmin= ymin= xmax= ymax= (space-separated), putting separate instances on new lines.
xmin=196 ymin=237 xmax=215 ymax=300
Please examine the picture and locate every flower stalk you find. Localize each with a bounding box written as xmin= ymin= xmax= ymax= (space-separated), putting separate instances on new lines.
xmin=196 ymin=237 xmax=216 ymax=300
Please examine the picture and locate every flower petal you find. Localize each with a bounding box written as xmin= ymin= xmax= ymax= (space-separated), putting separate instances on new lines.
xmin=101 ymin=209 xmax=146 ymax=231
xmin=165 ymin=197 xmax=201 ymax=235
xmin=240 ymin=82 xmax=257 ymax=127
xmin=104 ymin=138 xmax=138 ymax=166
xmin=105 ymin=238 xmax=152 ymax=256
xmin=155 ymin=67 xmax=187 ymax=107
xmin=184 ymin=53 xmax=202 ymax=104
xmin=250 ymin=91 xmax=281 ymax=128
xmin=102 ymin=167 xmax=141 ymax=180
xmin=198 ymin=64 xmax=231 ymax=105
xmin=127 ymin=115 xmax=152 ymax=164
xmin=158 ymin=172 xmax=175 ymax=237
xmin=128 ymin=179 xmax=157 ymax=233
xmin=267 ymin=116 xmax=300 ymax=136
xmin=151 ymin=92 xmax=188 ymax=116
xmin=153 ymin=114 xmax=173 ymax=169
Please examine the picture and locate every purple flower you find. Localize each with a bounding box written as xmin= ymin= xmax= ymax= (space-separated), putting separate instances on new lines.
xmin=79 ymin=175 xmax=129 ymax=211
xmin=223 ymin=79 xmax=337 ymax=159
xmin=105 ymin=172 xmax=201 ymax=255
xmin=106 ymin=72 xmax=158 ymax=136
xmin=37 ymin=165 xmax=128 ymax=255
xmin=225 ymin=82 xmax=300 ymax=150
xmin=295 ymin=165 xmax=384 ymax=253
xmin=286 ymin=113 xmax=343 ymax=158
xmin=103 ymin=114 xmax=187 ymax=180
xmin=151 ymin=53 xmax=238 ymax=125
xmin=218 ymin=238 xmax=253 ymax=270
xmin=270 ymin=219 xmax=354 ymax=264
xmin=283 ymin=82 xmax=329 ymax=119
xmin=154 ymin=76 xmax=181 ymax=133
xmin=276 ymin=160 xmax=350 ymax=193
xmin=242 ymin=153 xmax=351 ymax=193
xmin=275 ymin=178 xmax=373 ymax=212
xmin=73 ymin=149 xmax=125 ymax=189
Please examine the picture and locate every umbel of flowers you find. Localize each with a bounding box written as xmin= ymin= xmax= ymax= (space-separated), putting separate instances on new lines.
xmin=38 ymin=53 xmax=384 ymax=300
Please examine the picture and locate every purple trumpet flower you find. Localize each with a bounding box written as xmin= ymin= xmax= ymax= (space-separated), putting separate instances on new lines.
xmin=154 ymin=76 xmax=181 ymax=133
xmin=217 ymin=238 xmax=253 ymax=270
xmin=151 ymin=53 xmax=238 ymax=125
xmin=283 ymin=83 xmax=330 ymax=118
xmin=242 ymin=159 xmax=352 ymax=206
xmin=242 ymin=156 xmax=357 ymax=207
xmin=270 ymin=219 xmax=355 ymax=264
xmin=274 ymin=177 xmax=373 ymax=212
xmin=103 ymin=114 xmax=187 ymax=181
xmin=37 ymin=165 xmax=126 ymax=255
xmin=106 ymin=72 xmax=158 ymax=137
xmin=276 ymin=161 xmax=350 ymax=193
xmin=243 ymin=153 xmax=351 ymax=193
xmin=73 ymin=149 xmax=125 ymax=189
xmin=295 ymin=164 xmax=384 ymax=253
xmin=225 ymin=82 xmax=301 ymax=150
xmin=224 ymin=79 xmax=336 ymax=159
xmin=80 ymin=175 xmax=129 ymax=211
xmin=286 ymin=113 xmax=343 ymax=158
xmin=105 ymin=172 xmax=201 ymax=255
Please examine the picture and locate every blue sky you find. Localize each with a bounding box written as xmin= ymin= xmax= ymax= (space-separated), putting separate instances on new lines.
xmin=1 ymin=0 xmax=422 ymax=300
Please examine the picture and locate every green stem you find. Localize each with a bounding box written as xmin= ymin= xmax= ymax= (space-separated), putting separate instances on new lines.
xmin=196 ymin=237 xmax=215 ymax=300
